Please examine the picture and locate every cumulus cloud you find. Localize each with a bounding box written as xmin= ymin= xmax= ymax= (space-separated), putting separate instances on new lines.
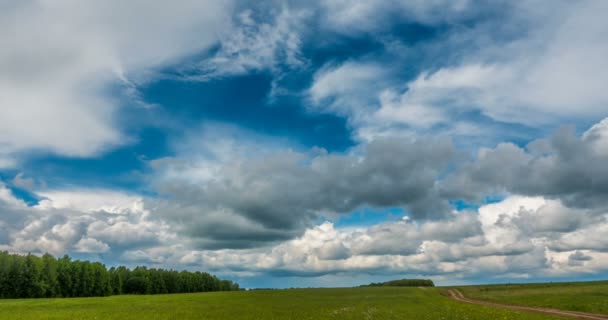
xmin=350 ymin=212 xmax=481 ymax=256
xmin=35 ymin=189 xmax=145 ymax=214
xmin=2 ymin=180 xmax=608 ymax=282
xmin=568 ymin=251 xmax=592 ymax=267
xmin=162 ymin=195 xmax=608 ymax=281
xmin=0 ymin=185 xmax=173 ymax=259
xmin=74 ymin=237 xmax=110 ymax=253
xmin=150 ymin=134 xmax=454 ymax=249
xmin=442 ymin=120 xmax=608 ymax=209
xmin=150 ymin=117 xmax=608 ymax=254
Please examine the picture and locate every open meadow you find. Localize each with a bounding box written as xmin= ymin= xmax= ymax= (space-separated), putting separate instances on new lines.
xmin=0 ymin=287 xmax=562 ymax=320
xmin=456 ymin=280 xmax=608 ymax=315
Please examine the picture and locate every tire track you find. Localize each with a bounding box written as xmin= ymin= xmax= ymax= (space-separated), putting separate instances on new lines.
xmin=445 ymin=289 xmax=608 ymax=319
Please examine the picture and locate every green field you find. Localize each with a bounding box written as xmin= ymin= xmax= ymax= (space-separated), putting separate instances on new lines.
xmin=0 ymin=287 xmax=561 ymax=320
xmin=457 ymin=280 xmax=608 ymax=315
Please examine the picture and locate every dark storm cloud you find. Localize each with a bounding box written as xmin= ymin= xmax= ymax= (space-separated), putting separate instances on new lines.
xmin=441 ymin=125 xmax=608 ymax=210
xmin=152 ymin=137 xmax=455 ymax=249
xmin=568 ymin=250 xmax=592 ymax=266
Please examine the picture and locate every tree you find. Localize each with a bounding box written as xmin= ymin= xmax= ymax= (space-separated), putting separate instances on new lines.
xmin=125 ymin=277 xmax=148 ymax=294
xmin=0 ymin=251 xmax=240 ymax=298
xmin=41 ymin=253 xmax=59 ymax=297
xmin=22 ymin=254 xmax=44 ymax=298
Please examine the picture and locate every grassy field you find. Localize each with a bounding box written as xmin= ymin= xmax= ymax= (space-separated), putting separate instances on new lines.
xmin=457 ymin=280 xmax=608 ymax=315
xmin=0 ymin=287 xmax=562 ymax=320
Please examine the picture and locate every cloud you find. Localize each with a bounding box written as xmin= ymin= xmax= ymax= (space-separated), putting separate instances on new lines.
xmin=308 ymin=62 xmax=389 ymax=115
xmin=151 ymin=132 xmax=454 ymax=249
xmin=165 ymin=195 xmax=608 ymax=280
xmin=74 ymin=237 xmax=110 ymax=253
xmin=188 ymin=5 xmax=307 ymax=80
xmin=0 ymin=185 xmax=173 ymax=257
xmin=149 ymin=117 xmax=608 ymax=252
xmin=549 ymin=222 xmax=608 ymax=253
xmin=374 ymin=89 xmax=447 ymax=129
xmin=582 ymin=118 xmax=608 ymax=157
xmin=350 ymin=212 xmax=481 ymax=256
xmin=86 ymin=220 xmax=161 ymax=248
xmin=303 ymin=0 xmax=608 ymax=143
xmin=318 ymin=0 xmax=487 ymax=33
xmin=441 ymin=119 xmax=608 ymax=209
xmin=568 ymin=250 xmax=592 ymax=267
xmin=379 ymin=1 xmax=608 ymax=126
xmin=307 ymin=61 xmax=447 ymax=139
xmin=304 ymin=62 xmax=502 ymax=142
xmin=11 ymin=173 xmax=37 ymax=190
xmin=0 ymin=1 xmax=232 ymax=165
xmin=3 ymin=179 xmax=608 ymax=282
xmin=35 ymin=189 xmax=144 ymax=215
xmin=0 ymin=183 xmax=28 ymax=209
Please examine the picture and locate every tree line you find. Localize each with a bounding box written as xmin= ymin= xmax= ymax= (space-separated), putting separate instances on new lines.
xmin=0 ymin=251 xmax=240 ymax=299
xmin=361 ymin=278 xmax=435 ymax=287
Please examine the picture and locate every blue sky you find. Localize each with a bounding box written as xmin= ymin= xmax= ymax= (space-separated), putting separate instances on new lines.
xmin=2 ymin=0 xmax=608 ymax=288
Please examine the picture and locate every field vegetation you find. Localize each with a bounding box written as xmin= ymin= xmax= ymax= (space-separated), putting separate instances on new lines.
xmin=456 ymin=280 xmax=608 ymax=315
xmin=0 ymin=287 xmax=561 ymax=319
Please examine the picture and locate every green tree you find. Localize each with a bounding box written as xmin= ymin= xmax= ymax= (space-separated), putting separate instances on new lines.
xmin=41 ymin=253 xmax=59 ymax=297
xmin=0 ymin=252 xmax=239 ymax=298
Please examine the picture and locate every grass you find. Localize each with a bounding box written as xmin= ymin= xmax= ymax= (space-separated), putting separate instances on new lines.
xmin=457 ymin=280 xmax=608 ymax=315
xmin=0 ymin=287 xmax=561 ymax=320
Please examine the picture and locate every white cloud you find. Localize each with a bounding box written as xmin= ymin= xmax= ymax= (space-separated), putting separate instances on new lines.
xmin=74 ymin=237 xmax=110 ymax=253
xmin=156 ymin=195 xmax=608 ymax=281
xmin=319 ymin=0 xmax=476 ymax=33
xmin=583 ymin=118 xmax=608 ymax=157
xmin=306 ymin=62 xmax=507 ymax=141
xmin=0 ymin=157 xmax=17 ymax=170
xmin=0 ymin=183 xmax=28 ymax=208
xmin=307 ymin=61 xmax=441 ymax=140
xmin=35 ymin=190 xmax=145 ymax=215
xmin=308 ymin=62 xmax=388 ymax=115
xmin=121 ymin=247 xmax=174 ymax=264
xmin=0 ymin=185 xmax=174 ymax=258
xmin=191 ymin=6 xmax=306 ymax=80
xmin=373 ymin=89 xmax=446 ymax=129
xmin=0 ymin=1 xmax=232 ymax=165
xmin=3 ymin=178 xmax=608 ymax=282
xmin=389 ymin=1 xmax=608 ymax=126
xmin=305 ymin=1 xmax=608 ymax=142
xmin=11 ymin=173 xmax=37 ymax=190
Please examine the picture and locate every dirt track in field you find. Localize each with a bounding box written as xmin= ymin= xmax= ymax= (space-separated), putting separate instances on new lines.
xmin=446 ymin=289 xmax=608 ymax=319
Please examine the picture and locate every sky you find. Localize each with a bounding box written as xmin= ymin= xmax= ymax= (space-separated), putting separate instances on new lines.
xmin=1 ymin=0 xmax=608 ymax=288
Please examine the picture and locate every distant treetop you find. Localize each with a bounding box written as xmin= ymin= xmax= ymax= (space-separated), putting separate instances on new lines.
xmin=360 ymin=279 xmax=435 ymax=287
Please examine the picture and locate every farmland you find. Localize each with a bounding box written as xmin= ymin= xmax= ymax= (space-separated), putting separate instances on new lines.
xmin=456 ymin=280 xmax=608 ymax=315
xmin=0 ymin=287 xmax=560 ymax=320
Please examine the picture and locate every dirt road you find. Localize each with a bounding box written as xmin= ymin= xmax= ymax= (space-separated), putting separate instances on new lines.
xmin=446 ymin=289 xmax=608 ymax=319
